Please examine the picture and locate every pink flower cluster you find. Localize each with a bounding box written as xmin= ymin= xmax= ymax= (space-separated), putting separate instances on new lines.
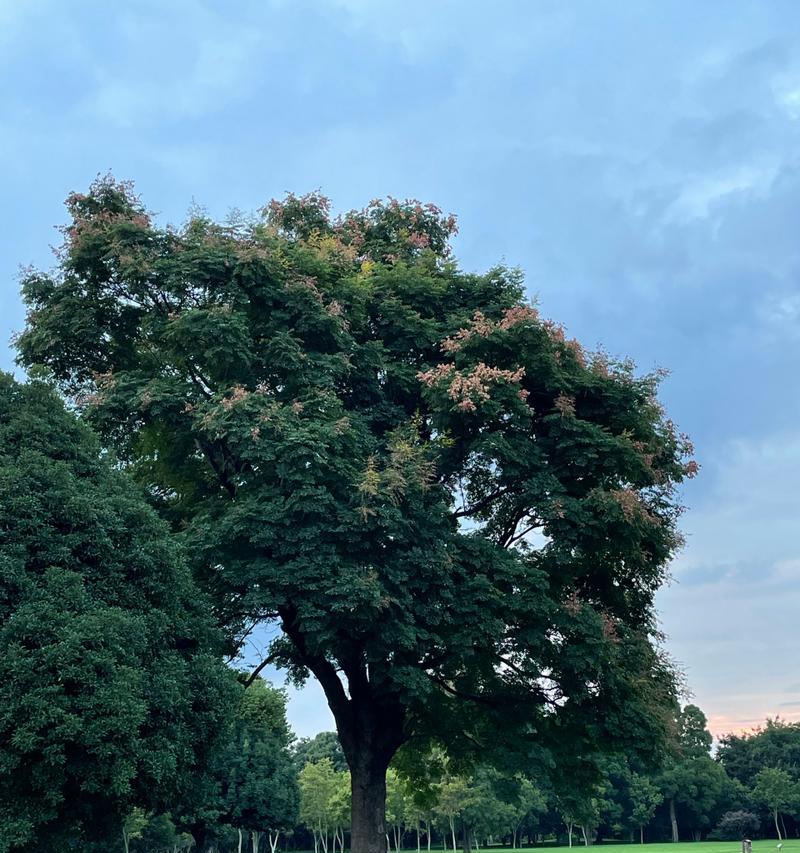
xmin=553 ymin=394 xmax=576 ymax=417
xmin=441 ymin=305 xmax=539 ymax=354
xmin=610 ymin=488 xmax=641 ymax=521
xmin=418 ymin=362 xmax=526 ymax=412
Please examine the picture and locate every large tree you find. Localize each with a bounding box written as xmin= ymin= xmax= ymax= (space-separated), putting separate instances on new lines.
xmin=0 ymin=375 xmax=235 ymax=853
xmin=18 ymin=178 xmax=694 ymax=853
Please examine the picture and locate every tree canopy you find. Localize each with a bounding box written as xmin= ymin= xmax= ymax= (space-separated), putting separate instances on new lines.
xmin=0 ymin=374 xmax=236 ymax=853
xmin=18 ymin=178 xmax=695 ymax=853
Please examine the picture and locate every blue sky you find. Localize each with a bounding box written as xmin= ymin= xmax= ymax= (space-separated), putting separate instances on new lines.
xmin=2 ymin=0 xmax=800 ymax=739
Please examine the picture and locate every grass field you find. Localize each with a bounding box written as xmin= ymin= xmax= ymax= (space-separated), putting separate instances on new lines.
xmin=495 ymin=844 xmax=799 ymax=853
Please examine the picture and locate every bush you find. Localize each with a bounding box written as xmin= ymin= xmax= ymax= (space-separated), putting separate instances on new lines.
xmin=710 ymin=811 xmax=760 ymax=840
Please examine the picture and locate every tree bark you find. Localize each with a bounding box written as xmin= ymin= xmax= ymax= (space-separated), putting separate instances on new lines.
xmin=639 ymin=826 xmax=643 ymax=845
xmin=669 ymin=799 xmax=678 ymax=843
xmin=774 ymin=809 xmax=782 ymax=841
xmin=348 ymin=748 xmax=392 ymax=853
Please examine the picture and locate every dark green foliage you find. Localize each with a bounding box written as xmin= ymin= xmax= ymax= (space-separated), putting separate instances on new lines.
xmin=294 ymin=731 xmax=348 ymax=772
xmin=221 ymin=679 xmax=299 ymax=836
xmin=0 ymin=375 xmax=237 ymax=853
xmin=718 ymin=719 xmax=800 ymax=786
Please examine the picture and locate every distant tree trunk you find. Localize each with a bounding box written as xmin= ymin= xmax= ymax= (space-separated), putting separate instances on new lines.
xmin=639 ymin=826 xmax=644 ymax=845
xmin=253 ymin=829 xmax=263 ymax=853
xmin=774 ymin=809 xmax=783 ymax=841
xmin=238 ymin=829 xmax=244 ymax=853
xmin=580 ymin=827 xmax=588 ymax=847
xmin=669 ymin=800 xmax=678 ymax=843
xmin=512 ymin=828 xmax=518 ymax=850
xmin=567 ymin=822 xmax=574 ymax=848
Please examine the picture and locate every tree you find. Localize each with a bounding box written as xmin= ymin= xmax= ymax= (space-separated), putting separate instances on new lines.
xmin=658 ymin=704 xmax=724 ymax=842
xmin=385 ymin=769 xmax=407 ymax=853
xmin=18 ymin=178 xmax=694 ymax=853
xmin=434 ymin=775 xmax=475 ymax=852
xmin=752 ymin=767 xmax=797 ymax=840
xmin=329 ymin=770 xmax=352 ymax=853
xmin=222 ymin=680 xmax=299 ymax=853
xmin=718 ymin=719 xmax=800 ymax=787
xmin=299 ymin=759 xmax=339 ymax=853
xmin=507 ymin=777 xmax=547 ymax=849
xmin=0 ymin=375 xmax=236 ymax=853
xmin=628 ymin=774 xmax=663 ymax=844
xmin=293 ymin=732 xmax=348 ymax=773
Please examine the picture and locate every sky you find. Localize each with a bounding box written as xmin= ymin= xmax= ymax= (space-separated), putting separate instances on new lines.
xmin=2 ymin=0 xmax=800 ymax=740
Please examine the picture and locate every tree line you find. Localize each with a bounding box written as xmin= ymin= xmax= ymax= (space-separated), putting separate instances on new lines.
xmin=115 ymin=705 xmax=800 ymax=853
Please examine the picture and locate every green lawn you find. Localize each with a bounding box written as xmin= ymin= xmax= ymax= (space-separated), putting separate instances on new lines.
xmin=516 ymin=844 xmax=796 ymax=853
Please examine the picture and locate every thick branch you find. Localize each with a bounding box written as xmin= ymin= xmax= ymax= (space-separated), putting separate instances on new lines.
xmin=454 ymin=486 xmax=509 ymax=519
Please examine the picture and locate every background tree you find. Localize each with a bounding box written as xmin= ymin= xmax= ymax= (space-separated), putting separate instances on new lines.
xmin=293 ymin=733 xmax=348 ymax=773
xmin=222 ymin=680 xmax=299 ymax=853
xmin=628 ymin=774 xmax=663 ymax=844
xmin=18 ymin=178 xmax=694 ymax=853
xmin=0 ymin=375 xmax=236 ymax=853
xmin=752 ymin=767 xmax=798 ymax=840
xmin=718 ymin=719 xmax=800 ymax=787
xmin=299 ymin=759 xmax=339 ymax=853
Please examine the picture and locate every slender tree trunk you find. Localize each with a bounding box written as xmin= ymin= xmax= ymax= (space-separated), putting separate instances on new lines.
xmin=512 ymin=828 xmax=517 ymax=850
xmin=775 ymin=809 xmax=783 ymax=841
xmin=123 ymin=829 xmax=130 ymax=853
xmin=450 ymin=818 xmax=457 ymax=853
xmin=581 ymin=826 xmax=588 ymax=847
xmin=269 ymin=831 xmax=280 ymax=853
xmin=669 ymin=799 xmax=678 ymax=843
xmin=639 ymin=826 xmax=643 ymax=845
xmin=253 ymin=829 xmax=263 ymax=853
xmin=238 ymin=828 xmax=244 ymax=853
xmin=417 ymin=826 xmax=421 ymax=853
xmin=567 ymin=822 xmax=573 ymax=849
xmin=780 ymin=812 xmax=788 ymax=840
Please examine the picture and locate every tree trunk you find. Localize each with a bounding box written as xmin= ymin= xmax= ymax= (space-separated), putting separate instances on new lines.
xmin=567 ymin=822 xmax=573 ymax=848
xmin=581 ymin=826 xmax=588 ymax=847
xmin=639 ymin=826 xmax=643 ymax=845
xmin=775 ymin=809 xmax=783 ymax=841
xmin=238 ymin=829 xmax=244 ymax=853
xmin=348 ymin=751 xmax=391 ymax=853
xmin=512 ymin=828 xmax=517 ymax=850
xmin=669 ymin=799 xmax=678 ymax=843
xmin=253 ymin=829 xmax=263 ymax=853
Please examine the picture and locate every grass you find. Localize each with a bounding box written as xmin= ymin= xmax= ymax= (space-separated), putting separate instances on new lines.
xmin=503 ymin=845 xmax=798 ymax=853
